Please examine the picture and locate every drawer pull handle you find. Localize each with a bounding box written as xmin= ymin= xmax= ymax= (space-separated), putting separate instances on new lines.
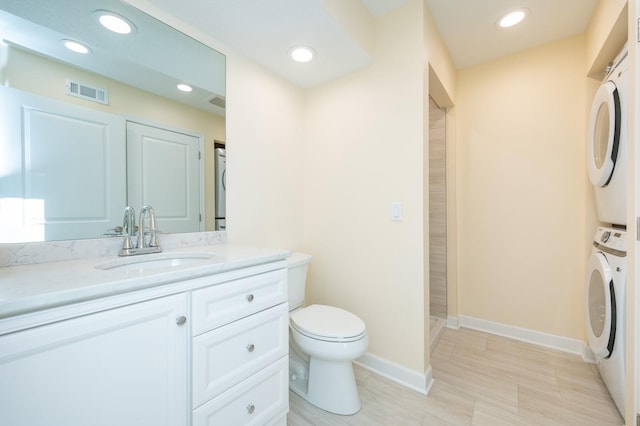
xmin=175 ymin=316 xmax=187 ymax=326
xmin=246 ymin=294 xmax=254 ymax=302
xmin=247 ymin=344 xmax=255 ymax=353
xmin=247 ymin=404 xmax=255 ymax=414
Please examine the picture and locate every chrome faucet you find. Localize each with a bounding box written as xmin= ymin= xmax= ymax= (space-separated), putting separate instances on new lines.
xmin=119 ymin=205 xmax=161 ymax=256
xmin=138 ymin=205 xmax=160 ymax=249
xmin=119 ymin=206 xmax=136 ymax=255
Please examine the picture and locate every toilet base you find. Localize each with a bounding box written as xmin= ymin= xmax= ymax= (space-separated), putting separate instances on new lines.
xmin=289 ymin=350 xmax=361 ymax=415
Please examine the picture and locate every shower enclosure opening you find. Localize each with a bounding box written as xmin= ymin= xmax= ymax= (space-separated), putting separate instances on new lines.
xmin=429 ymin=96 xmax=446 ymax=350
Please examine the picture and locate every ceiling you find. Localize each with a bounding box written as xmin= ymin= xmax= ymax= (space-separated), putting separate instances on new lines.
xmin=427 ymin=0 xmax=598 ymax=69
xmin=145 ymin=0 xmax=598 ymax=87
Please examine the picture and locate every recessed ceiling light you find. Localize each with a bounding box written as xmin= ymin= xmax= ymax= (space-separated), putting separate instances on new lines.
xmin=497 ymin=9 xmax=528 ymax=28
xmin=63 ymin=40 xmax=91 ymax=54
xmin=93 ymin=10 xmax=136 ymax=35
xmin=289 ymin=46 xmax=315 ymax=63
xmin=177 ymin=83 xmax=193 ymax=92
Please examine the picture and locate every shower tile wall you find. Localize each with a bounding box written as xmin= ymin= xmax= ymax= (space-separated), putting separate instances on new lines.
xmin=429 ymin=97 xmax=446 ymax=319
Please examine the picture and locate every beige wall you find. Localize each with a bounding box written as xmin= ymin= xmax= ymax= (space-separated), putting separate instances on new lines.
xmin=455 ymin=35 xmax=588 ymax=339
xmin=225 ymin=52 xmax=305 ymax=249
xmin=303 ymin=0 xmax=427 ymax=372
xmin=424 ymin=5 xmax=456 ymax=107
xmin=586 ymin=0 xmax=628 ymax=76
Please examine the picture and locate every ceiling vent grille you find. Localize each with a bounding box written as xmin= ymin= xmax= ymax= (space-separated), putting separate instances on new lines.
xmin=65 ymin=79 xmax=109 ymax=105
xmin=209 ymin=96 xmax=226 ymax=109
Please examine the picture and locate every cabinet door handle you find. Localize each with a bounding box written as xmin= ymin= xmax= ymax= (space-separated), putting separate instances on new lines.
xmin=246 ymin=293 xmax=254 ymax=302
xmin=247 ymin=404 xmax=255 ymax=414
xmin=247 ymin=343 xmax=255 ymax=353
xmin=175 ymin=316 xmax=187 ymax=326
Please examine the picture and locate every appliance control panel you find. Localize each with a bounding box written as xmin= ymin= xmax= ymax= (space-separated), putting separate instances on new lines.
xmin=595 ymin=226 xmax=626 ymax=252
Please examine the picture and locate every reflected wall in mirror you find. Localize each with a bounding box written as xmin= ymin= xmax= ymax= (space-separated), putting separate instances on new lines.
xmin=0 ymin=0 xmax=226 ymax=243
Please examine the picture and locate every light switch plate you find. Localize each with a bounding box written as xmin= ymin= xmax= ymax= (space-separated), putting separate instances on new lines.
xmin=391 ymin=202 xmax=403 ymax=221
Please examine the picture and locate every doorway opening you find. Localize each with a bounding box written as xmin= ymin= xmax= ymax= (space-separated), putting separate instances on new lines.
xmin=429 ymin=96 xmax=447 ymax=350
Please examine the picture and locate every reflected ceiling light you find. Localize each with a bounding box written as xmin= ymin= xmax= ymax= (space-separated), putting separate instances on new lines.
xmin=497 ymin=9 xmax=528 ymax=28
xmin=63 ymin=39 xmax=91 ymax=54
xmin=289 ymin=46 xmax=315 ymax=63
xmin=93 ymin=10 xmax=136 ymax=35
xmin=177 ymin=83 xmax=193 ymax=92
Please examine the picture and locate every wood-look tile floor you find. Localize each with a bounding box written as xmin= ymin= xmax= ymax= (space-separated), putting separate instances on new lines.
xmin=287 ymin=327 xmax=624 ymax=425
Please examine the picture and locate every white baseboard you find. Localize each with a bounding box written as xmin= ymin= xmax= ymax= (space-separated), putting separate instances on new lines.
xmin=582 ymin=345 xmax=597 ymax=363
xmin=424 ymin=365 xmax=434 ymax=394
xmin=355 ymin=352 xmax=433 ymax=395
xmin=453 ymin=315 xmax=591 ymax=359
xmin=446 ymin=315 xmax=460 ymax=329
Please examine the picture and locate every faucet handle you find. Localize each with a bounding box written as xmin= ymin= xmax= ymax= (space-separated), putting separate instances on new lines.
xmin=102 ymin=226 xmax=124 ymax=236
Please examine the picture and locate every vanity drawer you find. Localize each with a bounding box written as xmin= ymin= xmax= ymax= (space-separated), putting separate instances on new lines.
xmin=192 ymin=355 xmax=288 ymax=426
xmin=192 ymin=303 xmax=289 ymax=408
xmin=191 ymin=269 xmax=286 ymax=336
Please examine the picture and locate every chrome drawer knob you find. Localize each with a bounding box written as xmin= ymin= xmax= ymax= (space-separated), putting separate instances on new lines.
xmin=175 ymin=316 xmax=187 ymax=326
xmin=247 ymin=404 xmax=255 ymax=414
xmin=247 ymin=344 xmax=255 ymax=353
xmin=246 ymin=294 xmax=254 ymax=302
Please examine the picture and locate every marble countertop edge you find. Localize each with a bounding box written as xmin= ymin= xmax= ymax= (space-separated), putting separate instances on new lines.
xmin=0 ymin=244 xmax=290 ymax=320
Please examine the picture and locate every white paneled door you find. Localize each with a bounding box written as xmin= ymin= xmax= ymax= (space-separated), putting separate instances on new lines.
xmin=126 ymin=121 xmax=202 ymax=234
xmin=0 ymin=86 xmax=126 ymax=242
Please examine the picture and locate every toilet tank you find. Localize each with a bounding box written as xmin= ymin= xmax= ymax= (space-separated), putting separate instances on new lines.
xmin=287 ymin=252 xmax=312 ymax=310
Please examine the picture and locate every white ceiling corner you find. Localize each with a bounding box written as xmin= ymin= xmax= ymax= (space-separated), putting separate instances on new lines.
xmin=361 ymin=0 xmax=412 ymax=17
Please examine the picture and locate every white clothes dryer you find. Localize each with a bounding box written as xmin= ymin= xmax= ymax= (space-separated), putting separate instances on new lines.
xmin=587 ymin=47 xmax=628 ymax=226
xmin=585 ymin=226 xmax=626 ymax=416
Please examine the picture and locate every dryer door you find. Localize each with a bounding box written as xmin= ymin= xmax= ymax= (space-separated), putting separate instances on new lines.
xmin=587 ymin=81 xmax=621 ymax=187
xmin=585 ymin=252 xmax=617 ymax=358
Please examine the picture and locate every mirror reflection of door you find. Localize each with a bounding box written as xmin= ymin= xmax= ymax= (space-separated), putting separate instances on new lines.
xmin=0 ymin=87 xmax=204 ymax=242
xmin=0 ymin=86 xmax=126 ymax=242
xmin=126 ymin=122 xmax=202 ymax=234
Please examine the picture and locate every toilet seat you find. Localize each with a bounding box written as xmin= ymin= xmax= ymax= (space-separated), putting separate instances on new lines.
xmin=290 ymin=304 xmax=366 ymax=343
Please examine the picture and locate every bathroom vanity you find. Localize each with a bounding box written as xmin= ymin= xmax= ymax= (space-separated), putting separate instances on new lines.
xmin=0 ymin=244 xmax=290 ymax=426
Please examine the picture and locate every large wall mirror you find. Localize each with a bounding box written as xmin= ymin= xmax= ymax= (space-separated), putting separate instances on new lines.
xmin=0 ymin=0 xmax=226 ymax=243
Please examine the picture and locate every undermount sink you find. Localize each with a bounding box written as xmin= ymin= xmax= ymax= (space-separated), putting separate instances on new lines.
xmin=96 ymin=252 xmax=215 ymax=272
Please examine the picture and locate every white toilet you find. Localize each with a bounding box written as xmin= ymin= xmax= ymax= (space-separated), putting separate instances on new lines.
xmin=286 ymin=252 xmax=368 ymax=415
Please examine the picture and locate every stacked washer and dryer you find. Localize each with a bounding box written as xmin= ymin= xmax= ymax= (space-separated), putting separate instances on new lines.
xmin=585 ymin=45 xmax=628 ymax=417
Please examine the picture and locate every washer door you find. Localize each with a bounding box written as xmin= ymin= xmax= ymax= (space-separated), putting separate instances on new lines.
xmin=585 ymin=252 xmax=617 ymax=358
xmin=587 ymin=81 xmax=621 ymax=187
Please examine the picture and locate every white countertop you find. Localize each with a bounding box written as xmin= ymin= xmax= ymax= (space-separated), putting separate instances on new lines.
xmin=0 ymin=244 xmax=290 ymax=319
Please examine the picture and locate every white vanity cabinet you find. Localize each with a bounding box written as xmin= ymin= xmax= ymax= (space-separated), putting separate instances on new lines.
xmin=0 ymin=293 xmax=189 ymax=426
xmin=191 ymin=269 xmax=289 ymax=425
xmin=0 ymin=254 xmax=290 ymax=426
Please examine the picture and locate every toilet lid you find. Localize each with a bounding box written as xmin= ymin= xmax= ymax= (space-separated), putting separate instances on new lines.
xmin=290 ymin=304 xmax=366 ymax=341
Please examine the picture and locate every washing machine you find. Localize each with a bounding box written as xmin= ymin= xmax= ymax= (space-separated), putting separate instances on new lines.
xmin=587 ymin=47 xmax=628 ymax=226
xmin=585 ymin=226 xmax=626 ymax=416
